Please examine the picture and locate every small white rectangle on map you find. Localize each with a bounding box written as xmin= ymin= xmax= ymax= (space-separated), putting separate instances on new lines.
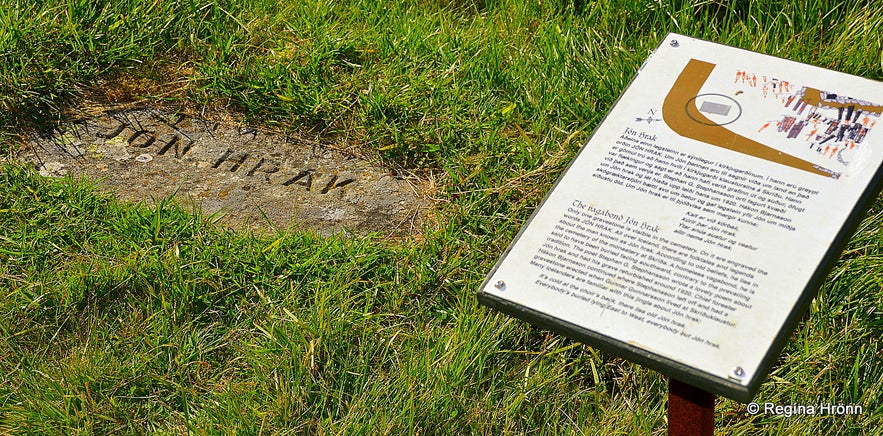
xmin=700 ymin=101 xmax=731 ymax=115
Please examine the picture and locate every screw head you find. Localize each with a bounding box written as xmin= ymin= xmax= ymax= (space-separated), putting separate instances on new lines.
xmin=494 ymin=280 xmax=506 ymax=291
xmin=670 ymin=40 xmax=679 ymax=48
xmin=732 ymin=366 xmax=745 ymax=378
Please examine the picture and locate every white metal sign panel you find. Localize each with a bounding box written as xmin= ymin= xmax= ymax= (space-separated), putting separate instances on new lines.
xmin=479 ymin=33 xmax=883 ymax=401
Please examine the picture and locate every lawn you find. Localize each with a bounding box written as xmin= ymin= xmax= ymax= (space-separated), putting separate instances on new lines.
xmin=2 ymin=0 xmax=883 ymax=434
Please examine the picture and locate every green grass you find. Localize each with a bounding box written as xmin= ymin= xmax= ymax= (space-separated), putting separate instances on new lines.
xmin=3 ymin=0 xmax=883 ymax=434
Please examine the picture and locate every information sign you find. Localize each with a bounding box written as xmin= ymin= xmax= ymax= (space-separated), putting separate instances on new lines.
xmin=478 ymin=33 xmax=883 ymax=402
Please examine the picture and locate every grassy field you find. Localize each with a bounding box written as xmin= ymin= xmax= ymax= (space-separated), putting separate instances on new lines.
xmin=2 ymin=0 xmax=883 ymax=434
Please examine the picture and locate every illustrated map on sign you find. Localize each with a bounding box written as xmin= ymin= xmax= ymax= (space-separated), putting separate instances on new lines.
xmin=663 ymin=59 xmax=882 ymax=179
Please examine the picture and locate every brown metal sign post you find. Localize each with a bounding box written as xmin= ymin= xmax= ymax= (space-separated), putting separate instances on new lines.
xmin=668 ymin=378 xmax=715 ymax=436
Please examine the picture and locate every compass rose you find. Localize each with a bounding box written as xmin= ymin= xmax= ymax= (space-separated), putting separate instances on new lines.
xmin=635 ymin=108 xmax=662 ymax=124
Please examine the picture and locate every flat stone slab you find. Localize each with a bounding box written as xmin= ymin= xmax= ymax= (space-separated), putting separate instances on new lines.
xmin=16 ymin=105 xmax=430 ymax=235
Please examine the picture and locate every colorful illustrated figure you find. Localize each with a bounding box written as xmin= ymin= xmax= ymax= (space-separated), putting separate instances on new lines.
xmin=767 ymin=88 xmax=882 ymax=162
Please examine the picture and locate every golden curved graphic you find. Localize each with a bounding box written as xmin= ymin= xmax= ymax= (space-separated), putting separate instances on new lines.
xmin=663 ymin=59 xmax=838 ymax=178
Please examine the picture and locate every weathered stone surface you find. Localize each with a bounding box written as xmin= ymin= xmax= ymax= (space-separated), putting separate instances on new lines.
xmin=18 ymin=106 xmax=431 ymax=235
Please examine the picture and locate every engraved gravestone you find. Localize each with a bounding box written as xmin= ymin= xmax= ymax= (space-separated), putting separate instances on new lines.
xmin=18 ymin=106 xmax=429 ymax=235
